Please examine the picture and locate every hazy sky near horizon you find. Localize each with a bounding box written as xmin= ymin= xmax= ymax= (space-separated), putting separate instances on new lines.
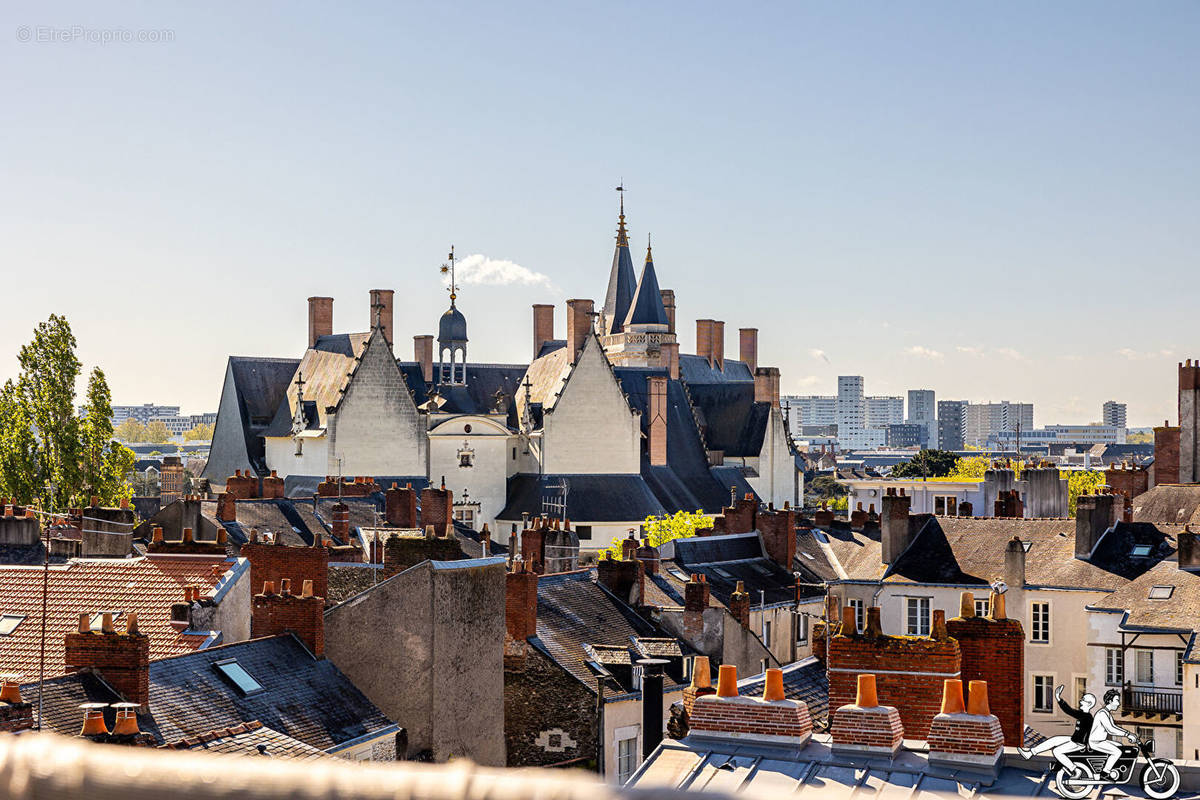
xmin=2 ymin=2 xmax=1197 ymax=426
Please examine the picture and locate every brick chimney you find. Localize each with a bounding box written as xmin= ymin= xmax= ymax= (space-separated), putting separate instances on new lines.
xmin=566 ymin=299 xmax=594 ymax=363
xmin=682 ymin=655 xmax=715 ymax=715
xmin=688 ymin=665 xmax=813 ymax=746
xmin=420 ymin=483 xmax=452 ymax=536
xmin=662 ymin=342 xmax=680 ymax=380
xmin=729 ymin=580 xmax=751 ymax=628
xmin=946 ymin=590 xmax=1025 ymax=745
xmin=385 ymin=482 xmax=417 ymax=527
xmin=597 ymin=552 xmax=644 ymax=605
xmin=0 ymin=680 xmax=33 ymax=732
xmin=414 ymin=335 xmax=434 ymax=384
xmin=505 ymin=566 xmax=538 ymax=640
xmin=532 ymin=304 xmax=554 ymax=359
xmin=683 ymin=574 xmax=709 ymax=638
xmin=754 ymin=367 xmax=780 ymax=406
xmin=927 ymin=679 xmax=1005 ymax=772
xmin=880 ymin=488 xmax=913 ymax=563
xmin=252 ymin=580 xmax=324 ymax=657
xmin=65 ymin=613 xmax=150 ymax=706
xmin=831 ymin=674 xmax=904 ymax=757
xmin=1179 ymin=528 xmax=1200 ymax=570
xmin=368 ymin=289 xmax=394 ymax=345
xmin=329 ymin=502 xmax=350 ymax=542
xmin=647 ymin=375 xmax=668 ymax=466
xmin=659 ymin=289 xmax=676 ymax=334
xmin=739 ymin=328 xmax=758 ymax=372
xmin=261 ymin=470 xmax=285 ymax=499
xmin=241 ymin=539 xmax=329 ymax=604
xmin=1181 ymin=359 xmax=1200 ymax=484
xmin=216 ymin=492 xmax=236 ymax=522
xmin=757 ymin=505 xmax=796 ymax=569
xmin=307 ymin=296 xmax=333 ymax=349
xmin=636 ymin=538 xmax=660 ymax=575
xmin=1075 ymin=491 xmax=1115 ymax=559
xmin=711 ymin=320 xmax=725 ymax=372
xmin=695 ymin=319 xmax=714 ymax=367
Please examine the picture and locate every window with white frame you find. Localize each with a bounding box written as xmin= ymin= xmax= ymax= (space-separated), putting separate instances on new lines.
xmin=795 ymin=613 xmax=809 ymax=645
xmin=847 ymin=598 xmax=864 ymax=633
xmin=1030 ymin=602 xmax=1050 ymax=643
xmin=974 ymin=598 xmax=990 ymax=617
xmin=1135 ymin=650 xmax=1154 ymax=684
xmin=1032 ymin=675 xmax=1054 ymax=712
xmin=906 ymin=597 xmax=931 ymax=636
xmin=616 ymin=736 xmax=638 ymax=784
xmin=1106 ymin=648 xmax=1124 ymax=686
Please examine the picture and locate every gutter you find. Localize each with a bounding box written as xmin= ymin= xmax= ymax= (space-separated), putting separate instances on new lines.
xmin=326 ymin=723 xmax=402 ymax=755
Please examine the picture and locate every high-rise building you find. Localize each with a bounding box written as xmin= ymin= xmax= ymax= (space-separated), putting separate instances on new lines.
xmin=937 ymin=400 xmax=967 ymax=451
xmin=907 ymin=389 xmax=936 ymax=448
xmin=836 ymin=376 xmax=874 ymax=449
xmin=963 ymin=401 xmax=1034 ymax=448
xmin=1102 ymin=401 xmax=1127 ymax=430
xmin=866 ymin=396 xmax=904 ymax=427
xmin=781 ymin=395 xmax=837 ymax=428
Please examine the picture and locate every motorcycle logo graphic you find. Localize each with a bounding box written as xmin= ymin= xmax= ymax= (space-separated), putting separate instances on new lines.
xmin=1020 ymin=684 xmax=1180 ymax=799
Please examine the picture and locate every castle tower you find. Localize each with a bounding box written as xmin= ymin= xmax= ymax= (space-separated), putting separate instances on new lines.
xmin=437 ymin=246 xmax=468 ymax=385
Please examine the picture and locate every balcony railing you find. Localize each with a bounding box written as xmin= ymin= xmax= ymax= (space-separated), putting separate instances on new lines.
xmin=1122 ymin=684 xmax=1183 ymax=715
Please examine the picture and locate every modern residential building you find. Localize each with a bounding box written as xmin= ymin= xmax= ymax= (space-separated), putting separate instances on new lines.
xmin=963 ymin=401 xmax=1034 ymax=448
xmin=990 ymin=424 xmax=1126 ymax=448
xmin=782 ymin=395 xmax=837 ymax=428
xmin=937 ymin=399 xmax=967 ymax=451
xmin=112 ymin=403 xmax=181 ymax=424
xmin=151 ymin=412 xmax=218 ymax=436
xmin=885 ymin=423 xmax=924 ymax=449
xmin=866 ymin=395 xmax=904 ymax=428
xmin=1103 ymin=400 xmax=1128 ymax=430
xmin=906 ymin=389 xmax=936 ymax=448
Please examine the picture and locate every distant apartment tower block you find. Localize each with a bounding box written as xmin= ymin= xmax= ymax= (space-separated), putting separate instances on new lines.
xmin=963 ymin=402 xmax=1033 ymax=448
xmin=937 ymin=400 xmax=967 ymax=451
xmin=907 ymin=389 xmax=936 ymax=448
xmin=1102 ymin=401 xmax=1127 ymax=430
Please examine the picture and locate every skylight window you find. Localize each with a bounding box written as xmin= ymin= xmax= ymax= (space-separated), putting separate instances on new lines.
xmin=214 ymin=659 xmax=264 ymax=695
xmin=1019 ymin=540 xmax=1032 ymax=552
xmin=0 ymin=615 xmax=25 ymax=636
xmin=712 ymin=567 xmax=734 ymax=579
xmin=750 ymin=564 xmax=772 ymax=576
xmin=1148 ymin=585 xmax=1174 ymax=600
xmin=801 ymin=552 xmax=815 ymax=561
xmin=1131 ymin=545 xmax=1153 ymax=557
xmin=667 ymin=567 xmax=690 ymax=583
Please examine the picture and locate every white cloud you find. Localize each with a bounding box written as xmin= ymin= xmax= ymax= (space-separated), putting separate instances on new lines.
xmin=442 ymin=254 xmax=555 ymax=290
xmin=956 ymin=345 xmax=984 ymax=356
xmin=809 ymin=349 xmax=830 ymax=363
xmin=1117 ymin=348 xmax=1175 ymax=360
xmin=994 ymin=348 xmax=1026 ymax=361
xmin=904 ymin=346 xmax=944 ymax=361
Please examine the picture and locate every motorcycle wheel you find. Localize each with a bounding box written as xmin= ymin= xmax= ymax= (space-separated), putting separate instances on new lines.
xmin=1054 ymin=767 xmax=1094 ymax=800
xmin=1140 ymin=760 xmax=1181 ymax=800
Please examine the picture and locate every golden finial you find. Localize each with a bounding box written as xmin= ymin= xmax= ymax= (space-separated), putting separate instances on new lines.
xmin=645 ymin=232 xmax=653 ymax=263
xmin=441 ymin=245 xmax=458 ymax=303
xmin=615 ymin=182 xmax=628 ymax=247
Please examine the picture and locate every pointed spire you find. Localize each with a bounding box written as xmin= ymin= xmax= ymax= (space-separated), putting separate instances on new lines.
xmin=623 ymin=237 xmax=669 ymax=328
xmin=616 ymin=183 xmax=629 ymax=247
xmin=603 ymin=184 xmax=637 ymax=335
xmin=645 ymin=233 xmax=653 ymax=263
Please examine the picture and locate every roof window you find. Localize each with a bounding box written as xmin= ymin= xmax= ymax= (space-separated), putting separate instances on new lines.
xmin=214 ymin=658 xmax=264 ymax=695
xmin=1131 ymin=545 xmax=1153 ymax=557
xmin=0 ymin=615 xmax=25 ymax=636
xmin=1148 ymin=585 xmax=1174 ymax=600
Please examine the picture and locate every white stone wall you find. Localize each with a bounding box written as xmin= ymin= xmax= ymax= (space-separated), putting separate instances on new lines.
xmin=747 ymin=406 xmax=799 ymax=508
xmin=264 ymin=434 xmax=329 ymax=478
xmin=428 ymin=416 xmax=514 ymax=531
xmin=602 ymin=687 xmax=683 ymax=784
xmin=327 ymin=331 xmax=428 ymax=477
xmin=542 ymin=337 xmax=640 ymax=475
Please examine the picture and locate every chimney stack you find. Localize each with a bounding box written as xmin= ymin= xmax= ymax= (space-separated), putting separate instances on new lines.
xmin=252 ymin=581 xmax=325 ymax=657
xmin=216 ymin=492 xmax=236 ymax=523
xmin=414 ymin=335 xmax=434 ymax=384
xmin=1075 ymin=492 xmax=1115 ymax=559
xmin=754 ymin=367 xmax=781 ymax=407
xmin=64 ymin=613 xmax=150 ymax=706
xmin=385 ymin=482 xmax=417 ymax=528
xmin=927 ymin=680 xmax=1005 ymax=773
xmin=831 ymin=674 xmax=904 ymax=757
xmin=739 ymin=328 xmax=758 ymax=372
xmin=880 ymin=488 xmax=913 ymax=563
xmin=662 ymin=342 xmax=680 ymax=380
xmin=532 ymin=304 xmax=555 ymax=360
xmin=1178 ymin=527 xmax=1200 ymax=570
xmin=688 ymin=665 xmax=813 ymax=747
xmin=711 ymin=321 xmax=725 ymax=372
xmin=1181 ymin=359 xmax=1200 ymax=483
xmin=505 ymin=565 xmax=538 ymax=640
xmin=369 ymin=289 xmax=394 ymax=345
xmin=566 ymin=299 xmax=594 ymax=363
xmin=330 ymin=502 xmax=350 ymax=542
xmin=659 ymin=289 xmax=676 ymax=334
xmin=647 ymin=375 xmax=669 ymax=466
xmin=639 ymin=658 xmax=669 ymax=757
xmin=307 ymin=297 xmax=333 ymax=349
xmin=695 ymin=319 xmax=714 ymax=367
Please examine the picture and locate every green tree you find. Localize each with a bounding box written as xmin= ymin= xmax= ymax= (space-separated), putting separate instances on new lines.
xmin=0 ymin=380 xmax=40 ymax=503
xmin=143 ymin=420 xmax=171 ymax=444
xmin=944 ymin=456 xmax=1024 ymax=481
xmin=113 ymin=418 xmax=146 ymax=442
xmin=890 ymin=449 xmax=960 ymax=478
xmin=76 ymin=368 xmax=135 ymax=507
xmin=808 ymin=475 xmax=848 ymax=500
xmin=602 ymin=509 xmax=713 ymax=559
xmin=183 ymin=422 xmax=215 ymax=441
xmin=1127 ymin=431 xmax=1153 ymax=444
xmin=1064 ymin=470 xmax=1106 ymax=517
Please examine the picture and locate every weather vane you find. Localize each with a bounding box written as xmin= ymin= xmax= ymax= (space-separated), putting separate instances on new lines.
xmin=439 ymin=245 xmax=457 ymax=302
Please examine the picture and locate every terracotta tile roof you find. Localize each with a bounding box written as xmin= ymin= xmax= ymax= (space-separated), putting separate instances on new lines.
xmin=0 ymin=554 xmax=240 ymax=682
xmin=160 ymin=719 xmax=330 ymax=760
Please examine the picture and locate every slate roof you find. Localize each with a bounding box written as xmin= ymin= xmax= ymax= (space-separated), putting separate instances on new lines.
xmin=260 ymin=334 xmax=370 ymax=437
xmin=497 ymin=474 xmax=665 ymax=523
xmin=529 ymin=570 xmax=679 ymax=698
xmin=282 ymin=475 xmax=428 ymax=498
xmin=0 ymin=554 xmax=241 ymax=682
xmin=160 ymin=719 xmax=330 ymax=760
xmin=623 ymin=250 xmax=669 ymax=327
xmin=736 ymin=656 xmax=829 ymax=725
xmin=204 ymin=499 xmax=330 ymax=548
xmin=226 ymin=357 xmax=302 ymax=475
xmin=1089 ymin=559 xmax=1200 ymax=631
xmin=144 ymin=635 xmax=394 ymax=751
xmin=602 ymin=229 xmax=637 ymax=335
xmin=669 ymin=533 xmax=810 ymax=605
xmin=1132 ymin=484 xmax=1200 ymax=526
xmin=22 ymin=671 xmax=126 ymax=735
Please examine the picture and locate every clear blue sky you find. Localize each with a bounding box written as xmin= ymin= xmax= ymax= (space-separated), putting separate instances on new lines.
xmin=2 ymin=2 xmax=1197 ymax=426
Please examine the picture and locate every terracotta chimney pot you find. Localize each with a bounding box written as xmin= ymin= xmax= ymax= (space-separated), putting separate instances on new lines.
xmin=0 ymin=681 xmax=22 ymax=704
xmin=989 ymin=590 xmax=1007 ymax=620
xmin=967 ymin=680 xmax=991 ymax=716
xmin=262 ymin=580 xmax=275 ymax=595
xmin=77 ymin=613 xmax=89 ymax=634
xmin=690 ymin=656 xmax=712 ymax=690
xmin=763 ymin=668 xmax=786 ymax=702
xmin=126 ymin=613 xmax=139 ymax=635
xmin=152 ymin=526 xmax=164 ymax=544
xmin=856 ymin=673 xmax=879 ymax=708
xmin=280 ymin=578 xmax=292 ymax=595
xmin=101 ymin=612 xmax=115 ymax=634
xmin=959 ymin=591 xmax=975 ymax=618
xmin=841 ymin=606 xmax=857 ymax=634
xmin=112 ymin=704 xmax=140 ymax=735
xmin=80 ymin=707 xmax=109 ymax=737
xmin=940 ymin=679 xmax=966 ymax=714
xmin=301 ymin=580 xmax=314 ymax=598
xmin=715 ymin=664 xmax=739 ymax=698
